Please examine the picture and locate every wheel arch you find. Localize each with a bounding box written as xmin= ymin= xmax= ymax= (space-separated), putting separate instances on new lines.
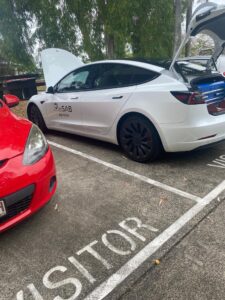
xmin=27 ymin=101 xmax=43 ymax=119
xmin=27 ymin=100 xmax=48 ymax=132
xmin=27 ymin=101 xmax=36 ymax=118
xmin=116 ymin=112 xmax=166 ymax=151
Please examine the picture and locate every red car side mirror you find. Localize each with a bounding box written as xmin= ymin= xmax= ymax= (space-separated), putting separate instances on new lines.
xmin=3 ymin=94 xmax=20 ymax=108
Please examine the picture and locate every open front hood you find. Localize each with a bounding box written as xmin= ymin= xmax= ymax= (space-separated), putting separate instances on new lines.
xmin=41 ymin=48 xmax=84 ymax=88
xmin=170 ymin=2 xmax=225 ymax=71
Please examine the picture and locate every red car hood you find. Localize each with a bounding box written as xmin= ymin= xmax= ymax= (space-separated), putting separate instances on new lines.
xmin=0 ymin=103 xmax=31 ymax=161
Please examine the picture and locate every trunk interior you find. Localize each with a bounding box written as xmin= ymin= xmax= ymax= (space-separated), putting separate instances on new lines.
xmin=191 ymin=75 xmax=225 ymax=116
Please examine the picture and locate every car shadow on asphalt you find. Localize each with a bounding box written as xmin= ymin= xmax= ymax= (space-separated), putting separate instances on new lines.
xmin=46 ymin=130 xmax=225 ymax=167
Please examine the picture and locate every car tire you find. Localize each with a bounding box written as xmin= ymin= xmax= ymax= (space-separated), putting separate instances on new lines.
xmin=28 ymin=104 xmax=47 ymax=133
xmin=119 ymin=115 xmax=162 ymax=163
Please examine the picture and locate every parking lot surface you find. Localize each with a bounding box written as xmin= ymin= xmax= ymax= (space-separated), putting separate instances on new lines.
xmin=1 ymin=130 xmax=225 ymax=299
xmin=47 ymin=131 xmax=225 ymax=198
xmin=122 ymin=199 xmax=225 ymax=300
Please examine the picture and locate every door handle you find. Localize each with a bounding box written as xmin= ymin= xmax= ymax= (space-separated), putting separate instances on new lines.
xmin=71 ymin=97 xmax=79 ymax=100
xmin=112 ymin=96 xmax=123 ymax=99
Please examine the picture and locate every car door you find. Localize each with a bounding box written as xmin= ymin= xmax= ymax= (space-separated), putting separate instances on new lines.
xmin=45 ymin=66 xmax=92 ymax=133
xmin=80 ymin=63 xmax=138 ymax=135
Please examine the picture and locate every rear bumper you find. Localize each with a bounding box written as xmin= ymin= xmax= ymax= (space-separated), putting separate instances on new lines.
xmin=0 ymin=148 xmax=56 ymax=232
xmin=196 ymin=139 xmax=225 ymax=150
xmin=160 ymin=115 xmax=225 ymax=152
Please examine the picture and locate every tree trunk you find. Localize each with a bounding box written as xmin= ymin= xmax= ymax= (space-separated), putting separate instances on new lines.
xmin=173 ymin=0 xmax=182 ymax=56
xmin=105 ymin=32 xmax=115 ymax=59
xmin=185 ymin=0 xmax=193 ymax=57
xmin=131 ymin=31 xmax=142 ymax=57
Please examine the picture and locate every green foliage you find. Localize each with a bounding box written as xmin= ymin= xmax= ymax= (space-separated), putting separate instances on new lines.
xmin=0 ymin=0 xmax=180 ymax=71
xmin=0 ymin=0 xmax=35 ymax=71
xmin=125 ymin=0 xmax=175 ymax=58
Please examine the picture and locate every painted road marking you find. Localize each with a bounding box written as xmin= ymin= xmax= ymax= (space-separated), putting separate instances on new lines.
xmin=15 ymin=183 xmax=225 ymax=300
xmin=16 ymin=217 xmax=159 ymax=299
xmin=208 ymin=154 xmax=225 ymax=169
xmin=48 ymin=141 xmax=201 ymax=203
xmin=84 ymin=180 xmax=225 ymax=300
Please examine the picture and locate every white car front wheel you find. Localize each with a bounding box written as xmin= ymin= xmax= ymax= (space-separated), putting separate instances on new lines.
xmin=28 ymin=104 xmax=47 ymax=133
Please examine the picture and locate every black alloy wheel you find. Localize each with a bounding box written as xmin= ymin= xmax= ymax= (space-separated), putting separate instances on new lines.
xmin=28 ymin=104 xmax=47 ymax=133
xmin=119 ymin=115 xmax=162 ymax=163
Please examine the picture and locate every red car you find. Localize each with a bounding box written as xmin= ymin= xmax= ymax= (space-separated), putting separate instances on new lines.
xmin=0 ymin=99 xmax=56 ymax=232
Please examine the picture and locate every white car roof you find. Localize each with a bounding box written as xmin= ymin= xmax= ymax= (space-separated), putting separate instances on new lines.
xmin=41 ymin=48 xmax=165 ymax=87
xmin=87 ymin=59 xmax=165 ymax=73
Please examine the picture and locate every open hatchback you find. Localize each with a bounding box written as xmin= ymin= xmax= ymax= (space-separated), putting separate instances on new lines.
xmin=170 ymin=2 xmax=225 ymax=116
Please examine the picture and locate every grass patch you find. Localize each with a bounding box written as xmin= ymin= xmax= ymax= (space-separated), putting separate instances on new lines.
xmin=11 ymin=100 xmax=27 ymax=119
xmin=37 ymin=85 xmax=46 ymax=92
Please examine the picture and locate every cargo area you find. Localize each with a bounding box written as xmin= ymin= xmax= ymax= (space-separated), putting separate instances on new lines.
xmin=191 ymin=75 xmax=225 ymax=115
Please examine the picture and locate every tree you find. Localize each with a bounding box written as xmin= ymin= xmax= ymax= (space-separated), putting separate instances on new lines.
xmin=173 ymin=0 xmax=196 ymax=57
xmin=185 ymin=0 xmax=194 ymax=56
xmin=127 ymin=0 xmax=175 ymax=59
xmin=173 ymin=0 xmax=182 ymax=56
xmin=25 ymin=0 xmax=176 ymax=60
xmin=0 ymin=0 xmax=35 ymax=71
xmin=0 ymin=0 xmax=177 ymax=71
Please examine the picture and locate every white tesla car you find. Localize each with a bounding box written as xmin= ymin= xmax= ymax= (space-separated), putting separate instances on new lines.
xmin=28 ymin=2 xmax=225 ymax=162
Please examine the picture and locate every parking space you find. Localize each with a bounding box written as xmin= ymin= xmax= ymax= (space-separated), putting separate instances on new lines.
xmin=47 ymin=131 xmax=225 ymax=197
xmin=1 ymin=131 xmax=225 ymax=300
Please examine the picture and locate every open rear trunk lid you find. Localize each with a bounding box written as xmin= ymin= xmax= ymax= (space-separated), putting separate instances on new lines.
xmin=170 ymin=2 xmax=225 ymax=72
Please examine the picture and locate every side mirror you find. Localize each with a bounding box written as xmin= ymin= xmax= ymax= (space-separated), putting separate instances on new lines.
xmin=47 ymin=86 xmax=54 ymax=94
xmin=3 ymin=94 xmax=20 ymax=108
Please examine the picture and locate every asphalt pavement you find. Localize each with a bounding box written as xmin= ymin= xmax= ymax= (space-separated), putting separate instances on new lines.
xmin=0 ymin=130 xmax=225 ymax=300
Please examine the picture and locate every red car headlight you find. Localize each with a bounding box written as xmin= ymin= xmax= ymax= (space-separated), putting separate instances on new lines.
xmin=23 ymin=125 xmax=48 ymax=165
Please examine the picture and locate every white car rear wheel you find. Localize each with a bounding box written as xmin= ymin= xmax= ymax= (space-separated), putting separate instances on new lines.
xmin=119 ymin=115 xmax=162 ymax=163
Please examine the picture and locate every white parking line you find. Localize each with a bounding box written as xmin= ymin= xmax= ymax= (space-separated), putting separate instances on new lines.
xmin=207 ymin=154 xmax=225 ymax=169
xmin=48 ymin=140 xmax=201 ymax=203
xmin=84 ymin=180 xmax=225 ymax=300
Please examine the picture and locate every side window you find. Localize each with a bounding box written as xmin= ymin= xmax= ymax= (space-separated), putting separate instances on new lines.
xmin=93 ymin=64 xmax=134 ymax=89
xmin=130 ymin=66 xmax=159 ymax=85
xmin=56 ymin=68 xmax=91 ymax=93
xmin=93 ymin=63 xmax=159 ymax=90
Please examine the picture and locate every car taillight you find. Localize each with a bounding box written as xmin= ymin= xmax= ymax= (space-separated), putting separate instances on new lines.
xmin=207 ymin=99 xmax=225 ymax=115
xmin=171 ymin=91 xmax=205 ymax=105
